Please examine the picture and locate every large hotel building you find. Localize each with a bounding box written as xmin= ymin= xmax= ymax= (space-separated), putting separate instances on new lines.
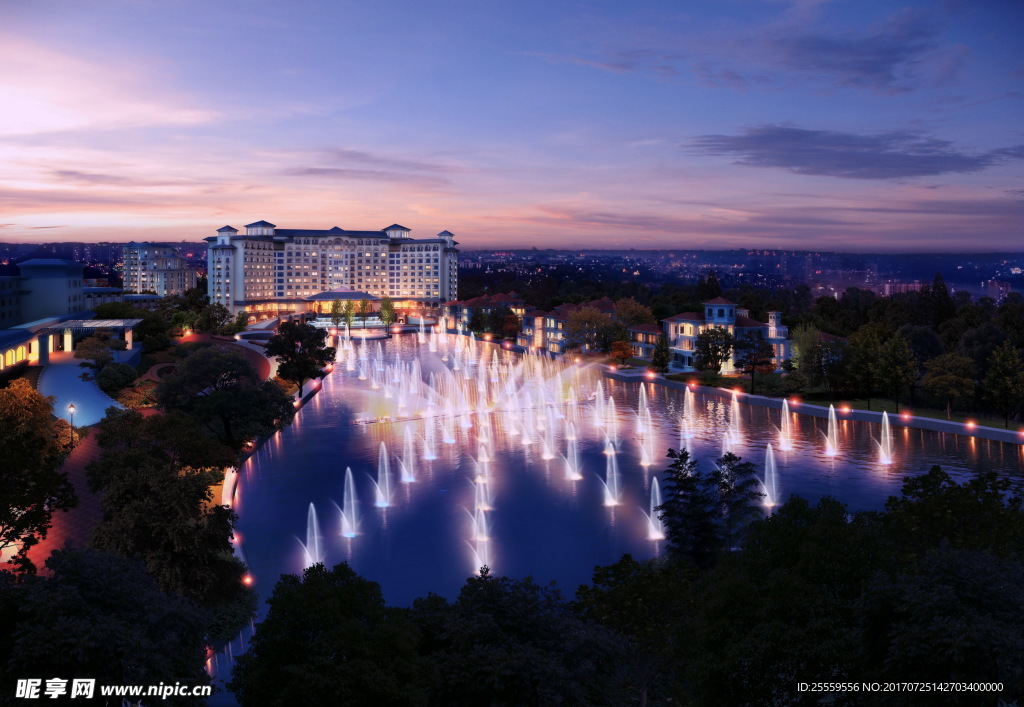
xmin=205 ymin=220 xmax=459 ymax=318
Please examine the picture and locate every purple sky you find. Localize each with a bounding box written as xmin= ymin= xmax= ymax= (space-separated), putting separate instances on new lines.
xmin=1 ymin=0 xmax=1021 ymax=251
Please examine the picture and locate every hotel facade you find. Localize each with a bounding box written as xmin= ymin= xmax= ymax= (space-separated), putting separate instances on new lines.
xmin=206 ymin=221 xmax=459 ymax=318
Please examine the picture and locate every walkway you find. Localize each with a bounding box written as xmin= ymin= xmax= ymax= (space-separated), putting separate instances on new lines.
xmin=38 ymin=351 xmax=124 ymax=426
xmin=23 ymin=407 xmax=161 ymax=574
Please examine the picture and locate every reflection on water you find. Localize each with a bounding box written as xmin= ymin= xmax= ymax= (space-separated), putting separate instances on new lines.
xmin=233 ymin=333 xmax=1024 ymax=607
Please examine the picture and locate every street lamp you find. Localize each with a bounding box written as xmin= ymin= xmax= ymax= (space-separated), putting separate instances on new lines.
xmin=67 ymin=403 xmax=75 ymax=449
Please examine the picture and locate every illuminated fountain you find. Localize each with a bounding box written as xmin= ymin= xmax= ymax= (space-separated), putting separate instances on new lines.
xmin=372 ymin=442 xmax=393 ymax=507
xmin=339 ymin=467 xmax=359 ymax=538
xmin=298 ymin=503 xmax=323 ymax=568
xmin=564 ymin=433 xmax=583 ymax=481
xmin=641 ymin=477 xmax=665 ymax=541
xmin=474 ymin=478 xmax=492 ymax=511
xmin=601 ymin=441 xmax=622 ymax=506
xmin=762 ymin=444 xmax=779 ymax=509
xmin=824 ymin=405 xmax=839 ymax=457
xmin=728 ymin=391 xmax=742 ymax=447
xmin=877 ymin=412 xmax=894 ymax=464
xmin=400 ymin=428 xmax=417 ymax=483
xmin=779 ymin=399 xmax=793 ymax=451
xmin=422 ymin=419 xmax=437 ymax=460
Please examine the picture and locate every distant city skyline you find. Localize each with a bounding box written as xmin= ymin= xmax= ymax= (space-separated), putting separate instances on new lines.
xmin=1 ymin=0 xmax=1021 ymax=251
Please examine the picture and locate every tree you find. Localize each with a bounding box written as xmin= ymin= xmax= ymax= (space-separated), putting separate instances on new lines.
xmin=265 ymin=321 xmax=337 ymax=397
xmin=921 ymin=353 xmax=975 ymax=420
xmin=609 ymin=340 xmax=633 ymax=366
xmin=501 ymin=312 xmax=521 ymax=340
xmin=74 ymin=332 xmax=127 ymax=372
xmin=656 ymin=448 xmax=720 ymax=568
xmin=575 ymin=555 xmax=692 ymax=706
xmin=195 ymin=302 xmax=233 ymax=333
xmin=847 ymin=324 xmax=886 ymax=407
xmin=695 ymin=272 xmax=722 ymax=301
xmin=379 ymin=296 xmax=396 ymax=327
xmin=613 ymin=298 xmax=655 ymax=327
xmin=984 ymin=340 xmax=1024 ymax=427
xmin=329 ymin=299 xmax=344 ymax=329
xmin=711 ymin=452 xmax=765 ymax=551
xmin=0 ymin=379 xmax=76 ymax=573
xmin=158 ymin=346 xmax=295 ymax=451
xmin=95 ymin=361 xmax=138 ymax=394
xmin=693 ymin=328 xmax=733 ymax=374
xmin=90 ymin=460 xmax=247 ymax=608
xmin=467 ymin=309 xmax=487 ymax=334
xmin=736 ymin=338 xmax=775 ymax=396
xmin=486 ymin=305 xmax=513 ymax=337
xmin=878 ymin=334 xmax=917 ymax=406
xmin=93 ymin=301 xmax=170 ymax=340
xmin=230 ymin=563 xmax=425 ymax=706
xmin=1 ymin=548 xmax=209 ymax=702
xmin=651 ymin=334 xmax=670 ymax=373
xmin=789 ymin=324 xmax=820 ymax=371
xmin=805 ymin=339 xmax=849 ymax=395
xmin=412 ymin=568 xmax=622 ymax=706
xmin=357 ymin=298 xmax=371 ymax=327
xmin=565 ymin=306 xmax=614 ymax=352
xmin=343 ymin=299 xmax=356 ymax=329
xmin=930 ymin=272 xmax=956 ymax=326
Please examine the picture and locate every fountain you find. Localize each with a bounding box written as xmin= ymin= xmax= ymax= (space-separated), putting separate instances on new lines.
xmin=565 ymin=434 xmax=583 ymax=481
xmin=339 ymin=467 xmax=358 ymax=538
xmin=823 ymin=404 xmax=839 ymax=456
xmin=779 ymin=399 xmax=793 ymax=451
xmin=373 ymin=442 xmax=392 ymax=507
xmin=762 ymin=444 xmax=779 ymax=508
xmin=877 ymin=412 xmax=894 ymax=464
xmin=298 ymin=503 xmax=323 ymax=567
xmin=641 ymin=477 xmax=665 ymax=540
xmin=474 ymin=479 xmax=492 ymax=512
xmin=422 ymin=419 xmax=437 ymax=460
xmin=601 ymin=441 xmax=622 ymax=506
xmin=729 ymin=391 xmax=742 ymax=446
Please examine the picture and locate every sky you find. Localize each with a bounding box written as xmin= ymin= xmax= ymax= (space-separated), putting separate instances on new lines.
xmin=0 ymin=0 xmax=1021 ymax=251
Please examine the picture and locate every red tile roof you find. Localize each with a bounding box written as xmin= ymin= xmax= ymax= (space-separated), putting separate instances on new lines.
xmin=703 ymin=296 xmax=737 ymax=305
xmin=628 ymin=323 xmax=663 ymax=334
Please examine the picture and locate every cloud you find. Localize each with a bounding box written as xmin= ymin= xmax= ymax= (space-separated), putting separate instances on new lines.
xmin=0 ymin=35 xmax=217 ymax=137
xmin=319 ymin=149 xmax=462 ymax=174
xmin=281 ymin=167 xmax=450 ymax=189
xmin=51 ymin=170 xmax=180 ymax=188
xmin=769 ymin=11 xmax=945 ymax=91
xmin=689 ymin=125 xmax=1024 ymax=179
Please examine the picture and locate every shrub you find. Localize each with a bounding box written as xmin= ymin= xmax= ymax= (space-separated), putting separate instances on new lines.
xmin=142 ymin=333 xmax=171 ymax=353
xmin=783 ymin=370 xmax=809 ymax=395
xmin=96 ymin=363 xmax=138 ymax=394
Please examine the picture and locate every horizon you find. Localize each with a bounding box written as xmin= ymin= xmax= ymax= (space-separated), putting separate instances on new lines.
xmin=2 ymin=1 xmax=1022 ymax=251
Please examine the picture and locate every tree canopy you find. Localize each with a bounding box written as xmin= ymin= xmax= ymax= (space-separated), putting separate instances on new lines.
xmin=0 ymin=379 xmax=76 ymax=574
xmin=264 ymin=321 xmax=336 ymax=396
xmin=157 ymin=345 xmax=294 ymax=451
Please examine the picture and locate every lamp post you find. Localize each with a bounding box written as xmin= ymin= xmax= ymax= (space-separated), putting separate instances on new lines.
xmin=68 ymin=403 xmax=75 ymax=449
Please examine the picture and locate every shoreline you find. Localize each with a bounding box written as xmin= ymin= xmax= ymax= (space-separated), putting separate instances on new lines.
xmin=603 ymin=368 xmax=1024 ymax=447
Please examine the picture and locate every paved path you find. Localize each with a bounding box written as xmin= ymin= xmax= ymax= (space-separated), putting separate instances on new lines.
xmin=38 ymin=351 xmax=124 ymax=426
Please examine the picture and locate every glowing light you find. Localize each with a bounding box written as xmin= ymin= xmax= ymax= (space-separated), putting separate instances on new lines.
xmin=840 ymin=406 xmax=851 ymax=414
xmin=789 ymin=398 xmax=799 ymax=406
xmin=608 ymin=364 xmax=617 ymax=372
xmin=645 ymin=370 xmax=656 ymax=380
xmin=902 ymin=413 xmax=910 ymax=420
xmin=966 ymin=421 xmax=976 ymax=429
xmin=242 ymin=574 xmax=254 ymax=586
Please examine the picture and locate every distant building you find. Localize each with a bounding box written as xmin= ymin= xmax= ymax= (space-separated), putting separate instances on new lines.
xmin=123 ymin=242 xmax=197 ymax=296
xmin=517 ymin=297 xmax=616 ymax=354
xmin=206 ymin=221 xmax=458 ymax=318
xmin=0 ymin=259 xmax=86 ymax=329
xmin=882 ymin=280 xmax=924 ymax=297
xmin=982 ymin=279 xmax=1012 ymax=302
xmin=659 ymin=297 xmax=789 ymax=373
xmin=441 ymin=292 xmax=528 ymax=332
xmin=628 ymin=323 xmax=662 ymax=360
